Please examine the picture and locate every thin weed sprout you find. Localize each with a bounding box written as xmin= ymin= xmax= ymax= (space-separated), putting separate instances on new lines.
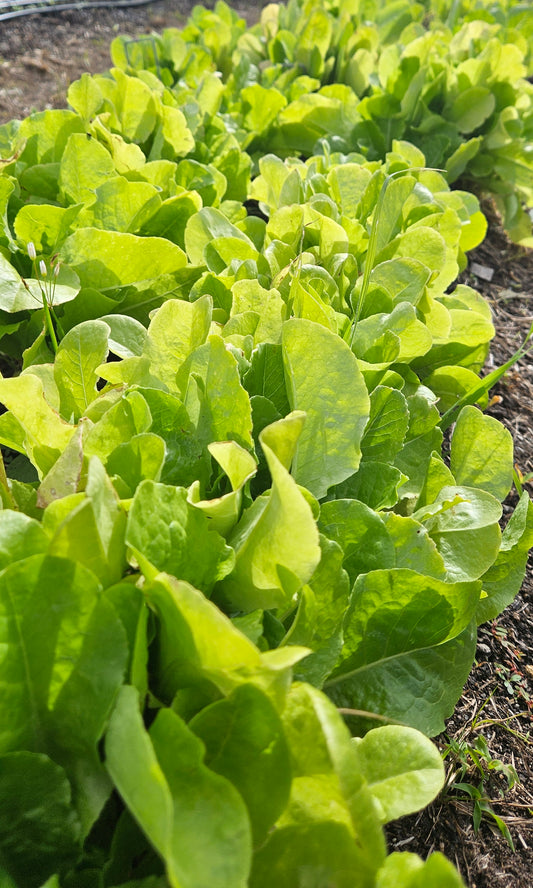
xmin=513 ymin=464 xmax=533 ymax=496
xmin=440 ymin=694 xmax=525 ymax=849
xmin=23 ymin=241 xmax=63 ymax=354
xmin=124 ymin=36 xmax=162 ymax=79
xmin=439 ymin=317 xmax=533 ymax=433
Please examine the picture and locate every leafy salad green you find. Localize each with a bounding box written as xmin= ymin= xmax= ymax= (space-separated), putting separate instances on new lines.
xmin=0 ymin=0 xmax=532 ymax=885
xmin=107 ymin=0 xmax=533 ymax=242
xmin=0 ymin=292 xmax=531 ymax=885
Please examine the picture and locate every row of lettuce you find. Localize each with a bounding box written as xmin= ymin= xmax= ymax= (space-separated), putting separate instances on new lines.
xmin=112 ymin=0 xmax=533 ymax=241
xmin=0 ymin=1 xmax=532 ymax=886
xmin=1 ymin=0 xmax=533 ymax=257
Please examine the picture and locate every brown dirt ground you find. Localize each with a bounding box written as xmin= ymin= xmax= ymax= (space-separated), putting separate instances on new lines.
xmin=0 ymin=2 xmax=532 ymax=885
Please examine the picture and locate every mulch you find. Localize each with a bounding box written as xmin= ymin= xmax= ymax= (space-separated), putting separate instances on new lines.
xmin=0 ymin=2 xmax=532 ymax=884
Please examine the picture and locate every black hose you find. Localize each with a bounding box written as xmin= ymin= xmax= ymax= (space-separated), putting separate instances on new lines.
xmin=0 ymin=0 xmax=153 ymax=22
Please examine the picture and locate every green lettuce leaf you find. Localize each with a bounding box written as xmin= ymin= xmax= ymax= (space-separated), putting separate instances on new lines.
xmin=177 ymin=334 xmax=254 ymax=451
xmin=414 ymin=485 xmax=502 ymax=582
xmin=351 ymin=725 xmax=444 ymax=823
xmin=376 ymin=850 xmax=467 ymax=887
xmin=0 ymin=510 xmax=48 ymax=570
xmin=144 ymin=295 xmax=212 ymax=392
xmin=219 ymin=415 xmax=321 ymax=612
xmin=326 ymin=568 xmax=480 ymax=735
xmin=190 ymin=683 xmax=291 ymax=845
xmin=0 ymin=553 xmax=128 ymax=830
xmin=105 ymin=685 xmax=251 ymax=888
xmin=251 ymin=683 xmax=386 ymax=888
xmin=126 ymin=479 xmax=235 ymax=592
xmin=450 ymin=405 xmax=514 ymax=502
xmin=282 ymin=318 xmax=370 ymax=498
xmin=53 ymin=320 xmax=110 ymax=422
xmin=47 ymin=456 xmax=127 ymax=588
xmin=478 ymin=492 xmax=533 ymax=623
xmin=0 ymin=752 xmax=81 ymax=888
xmin=0 ymin=374 xmax=76 ymax=477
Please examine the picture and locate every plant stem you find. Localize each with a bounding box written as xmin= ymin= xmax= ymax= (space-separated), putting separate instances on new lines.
xmin=0 ymin=448 xmax=17 ymax=509
xmin=439 ymin=320 xmax=533 ymax=431
xmin=41 ymin=292 xmax=59 ymax=354
xmin=337 ymin=707 xmax=408 ymax=726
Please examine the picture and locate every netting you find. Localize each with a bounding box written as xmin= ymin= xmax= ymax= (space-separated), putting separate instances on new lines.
xmin=0 ymin=0 xmax=152 ymax=21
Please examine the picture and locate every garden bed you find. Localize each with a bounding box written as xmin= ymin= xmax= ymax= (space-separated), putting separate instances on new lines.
xmin=0 ymin=1 xmax=532 ymax=885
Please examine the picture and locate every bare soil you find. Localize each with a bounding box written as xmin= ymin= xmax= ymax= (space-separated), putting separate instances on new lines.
xmin=0 ymin=3 xmax=532 ymax=885
xmin=0 ymin=0 xmax=233 ymax=120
